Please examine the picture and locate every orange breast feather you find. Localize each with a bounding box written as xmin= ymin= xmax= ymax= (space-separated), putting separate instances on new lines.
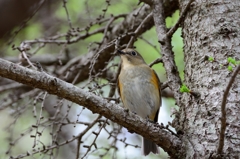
xmin=150 ymin=70 xmax=160 ymax=94
xmin=118 ymin=79 xmax=124 ymax=104
xmin=148 ymin=70 xmax=161 ymax=120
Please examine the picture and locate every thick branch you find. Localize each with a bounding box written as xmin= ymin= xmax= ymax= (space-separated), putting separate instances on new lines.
xmin=150 ymin=0 xmax=182 ymax=106
xmin=0 ymin=58 xmax=184 ymax=158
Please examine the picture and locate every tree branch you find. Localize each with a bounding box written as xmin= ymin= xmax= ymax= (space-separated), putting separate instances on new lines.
xmin=166 ymin=0 xmax=194 ymax=38
xmin=0 ymin=58 xmax=184 ymax=158
xmin=4 ymin=53 xmax=70 ymax=66
xmin=127 ymin=12 xmax=153 ymax=48
xmin=150 ymin=0 xmax=182 ymax=106
xmin=149 ymin=58 xmax=163 ymax=67
xmin=217 ymin=65 xmax=240 ymax=155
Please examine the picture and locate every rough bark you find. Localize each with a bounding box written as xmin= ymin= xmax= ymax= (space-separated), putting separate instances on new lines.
xmin=176 ymin=0 xmax=240 ymax=158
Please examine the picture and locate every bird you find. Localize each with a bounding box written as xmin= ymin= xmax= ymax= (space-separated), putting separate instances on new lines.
xmin=117 ymin=48 xmax=161 ymax=156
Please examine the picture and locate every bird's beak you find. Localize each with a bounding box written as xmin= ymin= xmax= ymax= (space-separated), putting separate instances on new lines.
xmin=117 ymin=49 xmax=125 ymax=55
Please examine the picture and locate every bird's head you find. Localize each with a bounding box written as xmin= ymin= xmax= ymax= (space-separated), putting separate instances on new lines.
xmin=117 ymin=48 xmax=146 ymax=68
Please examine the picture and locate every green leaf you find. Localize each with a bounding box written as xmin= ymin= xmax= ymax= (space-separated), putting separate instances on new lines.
xmin=180 ymin=84 xmax=190 ymax=93
xmin=228 ymin=65 xmax=233 ymax=71
xmin=227 ymin=57 xmax=236 ymax=65
xmin=208 ymin=56 xmax=214 ymax=62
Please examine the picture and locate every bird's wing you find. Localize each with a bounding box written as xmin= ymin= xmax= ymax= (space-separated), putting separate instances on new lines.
xmin=152 ymin=69 xmax=161 ymax=122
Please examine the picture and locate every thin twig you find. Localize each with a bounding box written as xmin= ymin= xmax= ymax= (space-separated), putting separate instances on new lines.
xmin=139 ymin=36 xmax=160 ymax=53
xmin=166 ymin=0 xmax=194 ymax=38
xmin=99 ymin=16 xmax=121 ymax=48
xmin=23 ymin=27 xmax=105 ymax=45
xmin=108 ymin=62 xmax=121 ymax=98
xmin=62 ymin=0 xmax=73 ymax=29
xmin=127 ymin=12 xmax=153 ymax=48
xmin=149 ymin=58 xmax=163 ymax=67
xmin=161 ymin=81 xmax=169 ymax=90
xmin=0 ymin=89 xmax=40 ymax=111
xmin=32 ymin=92 xmax=48 ymax=148
xmin=217 ymin=65 xmax=240 ymax=155
xmin=76 ymin=115 xmax=101 ymax=159
xmin=81 ymin=118 xmax=108 ymax=159
xmin=19 ymin=43 xmax=37 ymax=69
xmin=0 ymin=83 xmax=23 ymax=93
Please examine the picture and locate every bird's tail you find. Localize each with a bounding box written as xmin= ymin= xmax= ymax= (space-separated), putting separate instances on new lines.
xmin=142 ymin=137 xmax=160 ymax=156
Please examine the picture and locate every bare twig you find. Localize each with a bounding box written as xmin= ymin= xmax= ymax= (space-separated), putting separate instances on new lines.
xmin=11 ymin=115 xmax=101 ymax=159
xmin=4 ymin=54 xmax=70 ymax=66
xmin=217 ymin=65 xmax=240 ymax=155
xmin=23 ymin=27 xmax=105 ymax=45
xmin=99 ymin=14 xmax=127 ymax=48
xmin=127 ymin=12 xmax=153 ymax=48
xmin=76 ymin=115 xmax=102 ymax=159
xmin=149 ymin=58 xmax=163 ymax=67
xmin=32 ymin=92 xmax=48 ymax=148
xmin=108 ymin=62 xmax=121 ymax=98
xmin=81 ymin=118 xmax=108 ymax=159
xmin=166 ymin=0 xmax=194 ymax=38
xmin=62 ymin=0 xmax=73 ymax=29
xmin=161 ymin=81 xmax=169 ymax=90
xmin=19 ymin=43 xmax=37 ymax=69
xmin=0 ymin=83 xmax=23 ymax=93
xmin=139 ymin=36 xmax=160 ymax=53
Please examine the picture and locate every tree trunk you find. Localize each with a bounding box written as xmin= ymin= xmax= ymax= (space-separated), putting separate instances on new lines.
xmin=175 ymin=0 xmax=240 ymax=158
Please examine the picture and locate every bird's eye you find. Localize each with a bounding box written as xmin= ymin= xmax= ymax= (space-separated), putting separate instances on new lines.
xmin=131 ymin=51 xmax=137 ymax=56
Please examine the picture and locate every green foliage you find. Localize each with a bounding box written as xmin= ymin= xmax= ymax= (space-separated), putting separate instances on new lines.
xmin=227 ymin=57 xmax=240 ymax=71
xmin=228 ymin=65 xmax=233 ymax=71
xmin=227 ymin=57 xmax=236 ymax=65
xmin=166 ymin=10 xmax=179 ymax=28
xmin=180 ymin=84 xmax=190 ymax=93
xmin=208 ymin=56 xmax=214 ymax=62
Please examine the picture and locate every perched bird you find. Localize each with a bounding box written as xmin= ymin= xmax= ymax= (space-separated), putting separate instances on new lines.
xmin=117 ymin=48 xmax=161 ymax=156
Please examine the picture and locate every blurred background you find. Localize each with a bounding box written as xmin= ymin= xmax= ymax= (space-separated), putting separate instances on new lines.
xmin=0 ymin=0 xmax=183 ymax=158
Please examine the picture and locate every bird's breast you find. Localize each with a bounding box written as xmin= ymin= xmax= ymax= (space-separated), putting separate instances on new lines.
xmin=118 ymin=66 xmax=160 ymax=120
